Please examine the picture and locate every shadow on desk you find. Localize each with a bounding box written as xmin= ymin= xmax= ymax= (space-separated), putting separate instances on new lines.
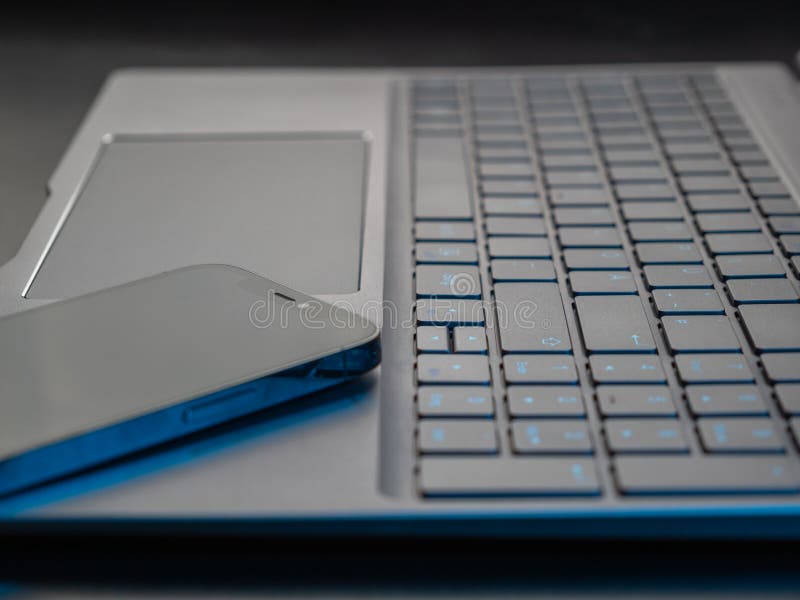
xmin=2 ymin=537 xmax=799 ymax=598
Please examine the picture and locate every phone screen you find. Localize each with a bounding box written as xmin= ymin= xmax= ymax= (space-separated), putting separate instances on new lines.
xmin=0 ymin=265 xmax=378 ymax=472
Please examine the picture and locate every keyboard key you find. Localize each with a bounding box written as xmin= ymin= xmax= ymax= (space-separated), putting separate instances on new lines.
xmin=652 ymin=289 xmax=724 ymax=315
xmin=416 ymin=299 xmax=485 ymax=326
xmin=679 ymin=175 xmax=739 ymax=194
xmin=482 ymin=179 xmax=538 ymax=197
xmin=559 ymin=227 xmax=622 ymax=248
xmin=706 ymin=232 xmax=773 ymax=255
xmin=416 ymin=326 xmax=449 ymax=352
xmin=546 ymin=171 xmax=603 ymax=187
xmin=479 ymin=162 xmax=535 ymax=178
xmin=453 ymin=326 xmax=488 ymax=353
xmin=781 ymin=235 xmax=800 ymax=255
xmin=511 ymin=420 xmax=594 ymax=454
xmin=416 ymin=242 xmax=478 ymax=264
xmin=488 ymin=237 xmax=552 ymax=258
xmin=494 ymin=283 xmax=571 ymax=353
xmin=628 ymin=222 xmax=693 ymax=242
xmin=605 ymin=149 xmax=658 ymax=166
xmin=696 ymin=212 xmax=760 ymax=233
xmin=686 ymin=193 xmax=750 ymax=213
xmin=662 ymin=315 xmax=741 ymax=353
xmin=589 ymin=355 xmax=666 ymax=384
xmin=415 ymin=137 xmax=473 ymax=219
xmin=775 ymin=384 xmax=800 ymax=416
xmin=542 ymin=154 xmax=597 ymax=170
xmin=564 ymin=249 xmax=629 ymax=270
xmin=417 ymin=355 xmax=490 ymax=384
xmin=739 ymin=304 xmax=800 ymax=352
xmin=769 ymin=216 xmax=800 ymax=235
xmin=728 ymin=278 xmax=798 ymax=304
xmin=759 ymin=199 xmax=800 ymax=216
xmin=553 ymin=207 xmax=615 ymax=226
xmin=417 ymin=386 xmax=494 ymax=417
xmin=483 ymin=197 xmax=543 ymax=216
xmin=675 ymin=354 xmax=754 ymax=384
xmin=549 ymin=188 xmax=611 ymax=206
xmin=504 ymin=355 xmax=578 ymax=384
xmin=750 ymin=181 xmax=790 ymax=198
xmin=698 ymin=418 xmax=783 ymax=453
xmin=609 ymin=166 xmax=668 ymax=183
xmin=614 ymin=456 xmax=800 ymax=494
xmin=486 ymin=216 xmax=546 ymax=236
xmin=576 ymin=295 xmax=656 ymax=353
xmin=636 ymin=242 xmax=702 ymax=264
xmin=672 ymin=158 xmax=729 ymax=176
xmin=416 ymin=265 xmax=481 ymax=298
xmin=605 ymin=419 xmax=688 ymax=453
xmin=622 ymin=202 xmax=683 ymax=221
xmin=762 ymin=354 xmax=800 ymax=383
xmin=597 ymin=385 xmax=676 ymax=417
xmin=644 ymin=264 xmax=713 ymax=288
xmin=491 ymin=259 xmax=556 ymax=282
xmin=418 ymin=420 xmax=497 ymax=454
xmin=507 ymin=386 xmax=585 ymax=417
xmin=570 ymin=271 xmax=637 ymax=295
xmin=664 ymin=142 xmax=720 ymax=159
xmin=416 ymin=221 xmax=475 ymax=242
xmin=615 ymin=183 xmax=675 ymax=202
xmin=715 ymin=254 xmax=785 ymax=279
xmin=686 ymin=385 xmax=767 ymax=417
xmin=739 ymin=164 xmax=779 ymax=181
xmin=419 ymin=457 xmax=600 ymax=497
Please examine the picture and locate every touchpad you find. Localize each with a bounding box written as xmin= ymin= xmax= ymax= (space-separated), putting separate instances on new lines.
xmin=27 ymin=134 xmax=367 ymax=299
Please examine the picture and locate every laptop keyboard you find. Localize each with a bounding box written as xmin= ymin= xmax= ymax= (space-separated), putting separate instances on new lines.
xmin=409 ymin=72 xmax=800 ymax=498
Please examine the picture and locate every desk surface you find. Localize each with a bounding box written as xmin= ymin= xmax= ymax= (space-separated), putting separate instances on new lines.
xmin=1 ymin=15 xmax=798 ymax=597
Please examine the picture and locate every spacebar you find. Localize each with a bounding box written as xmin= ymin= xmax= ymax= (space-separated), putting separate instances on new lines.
xmin=419 ymin=458 xmax=600 ymax=497
xmin=615 ymin=457 xmax=800 ymax=495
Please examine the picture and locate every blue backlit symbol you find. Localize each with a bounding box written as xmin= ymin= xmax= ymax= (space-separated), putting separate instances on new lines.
xmin=691 ymin=359 xmax=702 ymax=373
xmin=609 ymin=273 xmax=628 ymax=281
xmin=468 ymin=335 xmax=478 ymax=341
xmin=604 ymin=364 xmax=616 ymax=372
xmin=516 ymin=361 xmax=528 ymax=374
xmin=431 ymin=335 xmax=440 ymax=341
xmin=701 ymin=394 xmax=712 ymax=403
xmin=682 ymin=267 xmax=703 ymax=274
xmin=429 ymin=393 xmax=443 ymax=407
xmin=467 ymin=396 xmax=485 ymax=404
xmin=542 ymin=336 xmax=562 ymax=347
xmin=752 ymin=428 xmax=773 ymax=439
xmin=631 ymin=334 xmax=642 ymax=346
xmin=647 ymin=395 xmax=667 ymax=404
xmin=621 ymin=428 xmax=633 ymax=439
xmin=564 ymin=430 xmax=585 ymax=440
xmin=558 ymin=396 xmax=577 ymax=404
xmin=713 ymin=423 xmax=728 ymax=444
xmin=675 ymin=319 xmax=688 ymax=325
xmin=523 ymin=396 xmax=535 ymax=405
xmin=601 ymin=251 xmax=621 ymax=258
xmin=571 ymin=463 xmax=586 ymax=482
xmin=658 ymin=428 xmax=678 ymax=439
xmin=432 ymin=428 xmax=445 ymax=442
xmin=526 ymin=426 xmax=541 ymax=445
xmin=552 ymin=364 xmax=569 ymax=371
xmin=773 ymin=465 xmax=785 ymax=478
xmin=428 ymin=368 xmax=441 ymax=378
xmin=452 ymin=363 xmax=463 ymax=371
xmin=727 ymin=362 xmax=744 ymax=370
xmin=640 ymin=363 xmax=656 ymax=371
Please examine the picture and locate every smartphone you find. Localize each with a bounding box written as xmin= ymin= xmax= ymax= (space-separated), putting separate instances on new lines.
xmin=0 ymin=265 xmax=380 ymax=497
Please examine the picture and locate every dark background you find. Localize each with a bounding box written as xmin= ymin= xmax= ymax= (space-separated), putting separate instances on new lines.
xmin=1 ymin=2 xmax=799 ymax=596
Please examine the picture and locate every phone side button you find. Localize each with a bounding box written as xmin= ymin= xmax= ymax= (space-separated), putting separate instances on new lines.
xmin=182 ymin=388 xmax=260 ymax=425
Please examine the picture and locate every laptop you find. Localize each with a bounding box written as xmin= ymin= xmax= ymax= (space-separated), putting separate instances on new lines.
xmin=1 ymin=63 xmax=800 ymax=537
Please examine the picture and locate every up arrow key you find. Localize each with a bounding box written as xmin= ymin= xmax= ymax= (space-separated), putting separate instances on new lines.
xmin=576 ymin=296 xmax=656 ymax=353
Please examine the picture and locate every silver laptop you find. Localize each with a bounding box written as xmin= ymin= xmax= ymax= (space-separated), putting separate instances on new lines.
xmin=2 ymin=64 xmax=800 ymax=537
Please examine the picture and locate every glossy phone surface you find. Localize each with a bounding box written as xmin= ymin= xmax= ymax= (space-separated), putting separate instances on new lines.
xmin=0 ymin=265 xmax=380 ymax=496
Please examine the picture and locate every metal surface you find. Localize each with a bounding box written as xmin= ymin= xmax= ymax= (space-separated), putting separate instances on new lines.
xmin=1 ymin=64 xmax=799 ymax=536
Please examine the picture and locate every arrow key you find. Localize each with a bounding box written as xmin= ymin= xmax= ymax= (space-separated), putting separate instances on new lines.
xmin=453 ymin=326 xmax=488 ymax=353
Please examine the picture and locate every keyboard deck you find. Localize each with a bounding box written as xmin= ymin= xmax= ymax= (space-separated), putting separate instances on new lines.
xmin=409 ymin=71 xmax=800 ymax=498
